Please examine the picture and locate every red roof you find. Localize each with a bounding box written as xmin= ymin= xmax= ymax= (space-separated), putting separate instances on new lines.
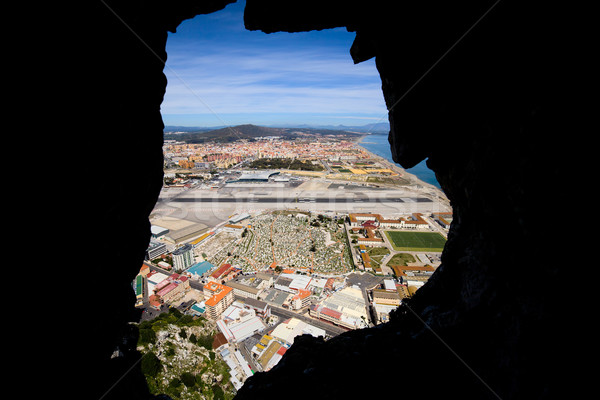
xmin=277 ymin=346 xmax=287 ymax=356
xmin=157 ymin=282 xmax=177 ymax=297
xmin=320 ymin=307 xmax=342 ymax=320
xmin=293 ymin=289 xmax=311 ymax=300
xmin=211 ymin=263 xmax=232 ymax=279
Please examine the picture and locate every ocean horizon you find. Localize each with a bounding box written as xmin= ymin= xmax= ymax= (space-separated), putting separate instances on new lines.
xmin=358 ymin=134 xmax=441 ymax=188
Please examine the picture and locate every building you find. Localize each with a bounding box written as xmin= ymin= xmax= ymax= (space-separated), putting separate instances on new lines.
xmin=270 ymin=317 xmax=326 ymax=346
xmin=310 ymin=286 xmax=369 ymax=330
xmin=229 ymin=213 xmax=250 ymax=224
xmin=360 ymin=252 xmax=373 ymax=271
xmin=146 ymin=270 xmax=170 ymax=295
xmin=348 ymin=213 xmax=430 ymax=230
xmin=274 ymin=276 xmax=293 ymax=293
xmin=150 ymin=225 xmax=169 ymax=239
xmin=227 ymin=272 xmax=273 ymax=299
xmin=146 ymin=239 xmax=167 ymax=260
xmin=291 ymin=289 xmax=312 ymax=310
xmin=372 ymin=289 xmax=401 ymax=306
xmin=432 ymin=212 xmax=453 ymax=229
xmin=133 ymin=274 xmax=145 ymax=307
xmin=226 ymin=280 xmax=263 ymax=300
xmin=383 ymin=279 xmax=397 ymax=291
xmin=172 ymin=244 xmax=194 ymax=272
xmin=223 ymin=224 xmax=245 ymax=234
xmin=208 ymin=263 xmax=240 ymax=283
xmin=239 ymin=297 xmax=271 ymax=318
xmin=189 ymin=231 xmax=215 ymax=248
xmin=274 ymin=273 xmax=312 ymax=294
xmin=231 ymin=170 xmax=280 ymax=183
xmin=257 ymin=340 xmax=284 ymax=372
xmin=204 ymin=281 xmax=235 ymax=320
xmin=185 ymin=260 xmax=216 ymax=279
xmin=153 ymin=273 xmax=190 ymax=304
xmin=216 ymin=302 xmax=267 ymax=343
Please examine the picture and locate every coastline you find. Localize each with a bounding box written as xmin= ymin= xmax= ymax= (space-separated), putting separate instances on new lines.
xmin=353 ymin=134 xmax=441 ymax=191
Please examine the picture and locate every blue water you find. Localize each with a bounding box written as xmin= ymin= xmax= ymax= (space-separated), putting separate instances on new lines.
xmin=358 ymin=134 xmax=440 ymax=188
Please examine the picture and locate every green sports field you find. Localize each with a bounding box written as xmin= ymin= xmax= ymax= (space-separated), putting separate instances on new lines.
xmin=384 ymin=231 xmax=447 ymax=252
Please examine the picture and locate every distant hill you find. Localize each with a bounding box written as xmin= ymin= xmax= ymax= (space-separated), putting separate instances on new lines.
xmin=269 ymin=122 xmax=389 ymax=133
xmin=163 ymin=124 xmax=365 ymax=143
xmin=164 ymin=121 xmax=390 ymax=134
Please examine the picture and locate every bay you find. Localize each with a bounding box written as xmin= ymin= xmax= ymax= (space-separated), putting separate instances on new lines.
xmin=358 ymin=134 xmax=440 ymax=188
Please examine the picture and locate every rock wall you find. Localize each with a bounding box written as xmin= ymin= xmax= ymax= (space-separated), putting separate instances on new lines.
xmin=240 ymin=1 xmax=580 ymax=399
xmin=32 ymin=0 xmax=583 ymax=399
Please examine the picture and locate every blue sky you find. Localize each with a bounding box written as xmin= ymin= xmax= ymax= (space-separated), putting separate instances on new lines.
xmin=161 ymin=0 xmax=388 ymax=128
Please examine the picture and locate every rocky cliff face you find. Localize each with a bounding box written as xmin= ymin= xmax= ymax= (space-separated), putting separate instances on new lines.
xmin=36 ymin=0 xmax=582 ymax=399
xmin=238 ymin=1 xmax=577 ymax=399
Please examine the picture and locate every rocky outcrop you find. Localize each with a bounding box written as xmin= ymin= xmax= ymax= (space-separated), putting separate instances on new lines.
xmin=34 ymin=0 xmax=583 ymax=399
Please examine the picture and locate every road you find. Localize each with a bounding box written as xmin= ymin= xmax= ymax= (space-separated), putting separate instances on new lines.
xmin=268 ymin=303 xmax=349 ymax=337
xmin=163 ymin=196 xmax=433 ymax=204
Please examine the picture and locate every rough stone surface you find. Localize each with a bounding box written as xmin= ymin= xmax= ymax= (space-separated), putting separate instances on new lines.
xmin=30 ymin=0 xmax=585 ymax=399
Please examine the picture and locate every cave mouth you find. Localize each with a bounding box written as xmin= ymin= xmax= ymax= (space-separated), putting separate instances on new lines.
xmin=42 ymin=1 xmax=579 ymax=399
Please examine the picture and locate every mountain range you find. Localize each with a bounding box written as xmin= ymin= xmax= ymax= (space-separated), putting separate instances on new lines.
xmin=163 ymin=123 xmax=389 ymax=144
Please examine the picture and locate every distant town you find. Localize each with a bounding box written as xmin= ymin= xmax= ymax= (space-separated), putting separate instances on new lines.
xmin=134 ymin=128 xmax=452 ymax=399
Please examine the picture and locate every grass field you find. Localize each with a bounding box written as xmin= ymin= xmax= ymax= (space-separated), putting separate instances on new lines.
xmin=384 ymin=231 xmax=447 ymax=252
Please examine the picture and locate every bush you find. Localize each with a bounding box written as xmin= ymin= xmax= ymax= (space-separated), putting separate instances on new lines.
xmin=195 ymin=334 xmax=214 ymax=350
xmin=180 ymin=372 xmax=196 ymax=388
xmin=168 ymin=377 xmax=182 ymax=389
xmin=138 ymin=328 xmax=156 ymax=346
xmin=212 ymin=385 xmax=225 ymax=400
xmin=189 ymin=333 xmax=197 ymax=344
xmin=140 ymin=352 xmax=162 ymax=377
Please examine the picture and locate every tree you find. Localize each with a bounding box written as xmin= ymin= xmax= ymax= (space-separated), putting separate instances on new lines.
xmin=138 ymin=328 xmax=156 ymax=346
xmin=189 ymin=333 xmax=197 ymax=344
xmin=140 ymin=351 xmax=162 ymax=377
xmin=180 ymin=372 xmax=196 ymax=388
xmin=212 ymin=385 xmax=225 ymax=400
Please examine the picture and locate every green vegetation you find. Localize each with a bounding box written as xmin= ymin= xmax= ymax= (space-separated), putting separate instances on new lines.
xmin=137 ymin=308 xmax=234 ymax=400
xmin=248 ymin=157 xmax=324 ymax=171
xmin=367 ymin=176 xmax=409 ymax=185
xmin=365 ymin=247 xmax=390 ymax=269
xmin=388 ymin=253 xmax=416 ymax=266
xmin=384 ymin=231 xmax=447 ymax=252
xmin=164 ymin=124 xmax=362 ymax=144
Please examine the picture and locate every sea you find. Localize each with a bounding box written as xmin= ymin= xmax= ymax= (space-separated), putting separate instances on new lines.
xmin=358 ymin=134 xmax=440 ymax=188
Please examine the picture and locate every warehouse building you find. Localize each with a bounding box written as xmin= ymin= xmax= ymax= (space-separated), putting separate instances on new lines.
xmin=310 ymin=286 xmax=369 ymax=330
xmin=216 ymin=302 xmax=267 ymax=343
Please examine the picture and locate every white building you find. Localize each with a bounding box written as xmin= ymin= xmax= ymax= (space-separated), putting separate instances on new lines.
xmin=216 ymin=302 xmax=267 ymax=343
xmin=172 ymin=244 xmax=194 ymax=272
xmin=270 ymin=317 xmax=326 ymax=345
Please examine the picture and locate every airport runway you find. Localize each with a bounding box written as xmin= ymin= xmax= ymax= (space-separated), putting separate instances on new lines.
xmin=150 ymin=179 xmax=452 ymax=228
xmin=164 ymin=196 xmax=433 ymax=203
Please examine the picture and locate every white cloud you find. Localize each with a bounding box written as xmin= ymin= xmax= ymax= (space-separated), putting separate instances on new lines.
xmin=161 ymin=42 xmax=386 ymax=117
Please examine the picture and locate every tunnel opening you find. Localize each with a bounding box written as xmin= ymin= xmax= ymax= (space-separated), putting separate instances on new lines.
xmin=41 ymin=1 xmax=580 ymax=399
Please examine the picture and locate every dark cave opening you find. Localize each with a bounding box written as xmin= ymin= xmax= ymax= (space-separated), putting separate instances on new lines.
xmin=32 ymin=1 xmax=585 ymax=399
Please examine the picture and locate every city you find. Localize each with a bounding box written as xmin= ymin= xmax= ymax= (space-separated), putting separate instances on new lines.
xmin=133 ymin=131 xmax=452 ymax=399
